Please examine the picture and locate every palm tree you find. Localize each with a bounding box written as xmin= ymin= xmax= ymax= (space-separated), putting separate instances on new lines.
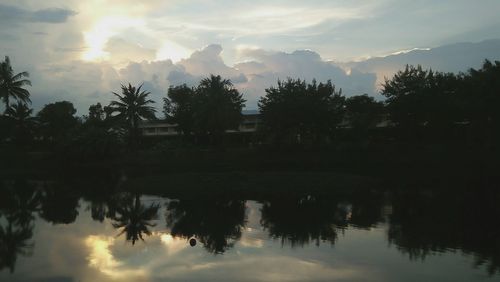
xmin=0 ymin=56 xmax=31 ymax=113
xmin=111 ymin=194 xmax=159 ymax=245
xmin=193 ymin=75 xmax=245 ymax=145
xmin=1 ymin=180 xmax=41 ymax=227
xmin=0 ymin=220 xmax=34 ymax=273
xmin=110 ymin=83 xmax=156 ymax=145
xmin=5 ymin=102 xmax=37 ymax=144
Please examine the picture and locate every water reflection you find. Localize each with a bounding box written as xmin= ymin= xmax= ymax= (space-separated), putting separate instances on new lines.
xmin=166 ymin=198 xmax=246 ymax=254
xmin=82 ymin=175 xmax=122 ymax=222
xmin=260 ymin=195 xmax=346 ymax=247
xmin=39 ymin=182 xmax=80 ymax=224
xmin=0 ymin=175 xmax=499 ymax=280
xmin=0 ymin=218 xmax=34 ymax=273
xmin=260 ymin=192 xmax=386 ymax=248
xmin=0 ymin=180 xmax=38 ymax=273
xmin=388 ymin=189 xmax=500 ymax=275
xmin=348 ymin=190 xmax=385 ymax=229
xmin=111 ymin=193 xmax=160 ymax=245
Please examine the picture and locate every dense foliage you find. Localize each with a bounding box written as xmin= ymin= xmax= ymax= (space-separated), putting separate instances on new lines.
xmin=163 ymin=84 xmax=195 ymax=137
xmin=259 ymin=79 xmax=344 ymax=144
xmin=164 ymin=75 xmax=245 ymax=145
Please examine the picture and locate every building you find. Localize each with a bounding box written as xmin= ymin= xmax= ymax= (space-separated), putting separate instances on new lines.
xmin=139 ymin=110 xmax=261 ymax=137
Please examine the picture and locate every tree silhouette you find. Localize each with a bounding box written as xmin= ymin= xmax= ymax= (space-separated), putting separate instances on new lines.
xmin=381 ymin=65 xmax=459 ymax=130
xmin=111 ymin=194 xmax=159 ymax=245
xmin=388 ymin=189 xmax=500 ymax=275
xmin=164 ymin=84 xmax=195 ymax=138
xmin=0 ymin=56 xmax=31 ymax=112
xmin=0 ymin=219 xmax=34 ymax=273
xmin=38 ymin=183 xmax=80 ymax=225
xmin=344 ymin=94 xmax=384 ymax=130
xmin=110 ymin=83 xmax=156 ymax=146
xmin=0 ymin=180 xmax=41 ymax=227
xmin=459 ymin=60 xmax=500 ymax=145
xmin=37 ymin=101 xmax=78 ymax=143
xmin=259 ymin=78 xmax=344 ymax=145
xmin=4 ymin=102 xmax=37 ymax=145
xmin=260 ymin=195 xmax=347 ymax=247
xmin=381 ymin=65 xmax=430 ymax=129
xmin=86 ymin=103 xmax=106 ymax=124
xmin=0 ymin=180 xmax=39 ymax=273
xmin=166 ymin=198 xmax=246 ymax=254
xmin=193 ymin=75 xmax=245 ymax=146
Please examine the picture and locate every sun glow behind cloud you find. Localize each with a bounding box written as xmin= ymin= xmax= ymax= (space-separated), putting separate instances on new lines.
xmin=82 ymin=17 xmax=146 ymax=61
xmin=156 ymin=40 xmax=191 ymax=63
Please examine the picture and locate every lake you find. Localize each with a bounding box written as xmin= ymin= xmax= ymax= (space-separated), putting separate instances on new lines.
xmin=0 ymin=175 xmax=499 ymax=281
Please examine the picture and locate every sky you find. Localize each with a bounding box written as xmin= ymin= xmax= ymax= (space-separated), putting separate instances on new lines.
xmin=1 ymin=0 xmax=500 ymax=115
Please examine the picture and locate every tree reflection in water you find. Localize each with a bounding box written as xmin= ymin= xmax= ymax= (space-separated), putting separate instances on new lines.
xmin=165 ymin=198 xmax=246 ymax=254
xmin=1 ymin=174 xmax=500 ymax=278
xmin=0 ymin=180 xmax=39 ymax=273
xmin=0 ymin=219 xmax=34 ymax=273
xmin=111 ymin=193 xmax=159 ymax=245
xmin=260 ymin=195 xmax=350 ymax=247
xmin=388 ymin=188 xmax=500 ymax=275
xmin=39 ymin=182 xmax=80 ymax=225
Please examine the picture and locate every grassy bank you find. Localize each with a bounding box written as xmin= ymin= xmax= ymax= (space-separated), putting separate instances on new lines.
xmin=1 ymin=144 xmax=498 ymax=196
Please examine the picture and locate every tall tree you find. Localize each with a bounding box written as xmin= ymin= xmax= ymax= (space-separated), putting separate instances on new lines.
xmin=381 ymin=65 xmax=430 ymax=129
xmin=110 ymin=83 xmax=156 ymax=145
xmin=460 ymin=60 xmax=500 ymax=138
xmin=86 ymin=103 xmax=105 ymax=123
xmin=259 ymin=78 xmax=344 ymax=145
xmin=37 ymin=101 xmax=78 ymax=143
xmin=344 ymin=94 xmax=384 ymax=130
xmin=193 ymin=75 xmax=245 ymax=145
xmin=0 ymin=56 xmax=31 ymax=112
xmin=163 ymin=84 xmax=195 ymax=137
xmin=381 ymin=65 xmax=459 ymax=129
xmin=4 ymin=102 xmax=37 ymax=145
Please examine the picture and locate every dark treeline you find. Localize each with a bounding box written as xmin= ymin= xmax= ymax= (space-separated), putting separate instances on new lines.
xmin=1 ymin=55 xmax=500 ymax=162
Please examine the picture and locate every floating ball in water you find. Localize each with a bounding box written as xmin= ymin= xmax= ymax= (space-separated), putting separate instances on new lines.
xmin=189 ymin=238 xmax=197 ymax=247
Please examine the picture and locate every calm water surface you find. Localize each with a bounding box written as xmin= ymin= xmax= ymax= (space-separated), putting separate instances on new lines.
xmin=0 ymin=177 xmax=499 ymax=281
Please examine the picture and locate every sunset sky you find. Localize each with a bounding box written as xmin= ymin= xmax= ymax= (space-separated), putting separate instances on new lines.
xmin=1 ymin=0 xmax=500 ymax=113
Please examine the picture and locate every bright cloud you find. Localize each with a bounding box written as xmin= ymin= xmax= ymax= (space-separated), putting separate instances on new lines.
xmin=82 ymin=17 xmax=146 ymax=61
xmin=85 ymin=235 xmax=147 ymax=279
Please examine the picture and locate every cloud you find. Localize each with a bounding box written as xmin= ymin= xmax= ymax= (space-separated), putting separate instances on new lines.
xmin=31 ymin=8 xmax=78 ymax=23
xmin=166 ymin=70 xmax=200 ymax=87
xmin=347 ymin=38 xmax=500 ymax=88
xmin=0 ymin=4 xmax=76 ymax=26
xmin=235 ymin=48 xmax=378 ymax=106
xmin=11 ymin=38 xmax=500 ymax=116
xmin=9 ymin=43 xmax=377 ymax=114
xmin=178 ymin=44 xmax=243 ymax=79
xmin=105 ymin=37 xmax=157 ymax=66
xmin=0 ymin=4 xmax=28 ymax=26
